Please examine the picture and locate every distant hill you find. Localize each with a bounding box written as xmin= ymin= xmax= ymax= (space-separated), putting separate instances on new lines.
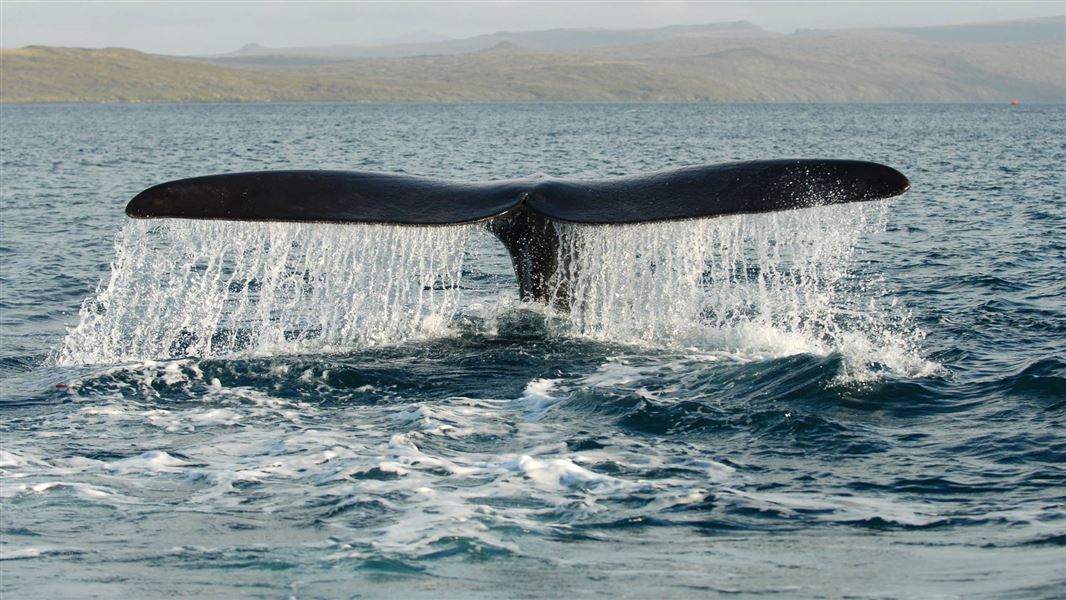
xmin=0 ymin=46 xmax=406 ymax=103
xmin=211 ymin=21 xmax=771 ymax=61
xmin=2 ymin=17 xmax=1063 ymax=104
xmin=0 ymin=45 xmax=729 ymax=103
xmin=613 ymin=30 xmax=1065 ymax=102
xmin=840 ymin=15 xmax=1065 ymax=44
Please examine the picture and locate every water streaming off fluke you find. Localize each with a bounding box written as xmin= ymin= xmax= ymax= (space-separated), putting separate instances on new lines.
xmin=57 ymin=221 xmax=475 ymax=364
xmin=58 ymin=201 xmax=926 ymax=377
xmin=547 ymin=201 xmax=927 ymax=378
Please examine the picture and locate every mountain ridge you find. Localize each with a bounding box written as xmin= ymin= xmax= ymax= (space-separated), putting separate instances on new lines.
xmin=2 ymin=17 xmax=1063 ymax=104
xmin=210 ymin=20 xmax=771 ymax=60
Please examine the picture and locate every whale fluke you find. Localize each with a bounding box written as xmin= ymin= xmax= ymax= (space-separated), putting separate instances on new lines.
xmin=524 ymin=159 xmax=909 ymax=224
xmin=126 ymin=170 xmax=529 ymax=225
xmin=126 ymin=160 xmax=910 ymax=304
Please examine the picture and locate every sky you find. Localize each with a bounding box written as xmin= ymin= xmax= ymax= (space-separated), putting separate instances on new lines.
xmin=2 ymin=1 xmax=1063 ymax=55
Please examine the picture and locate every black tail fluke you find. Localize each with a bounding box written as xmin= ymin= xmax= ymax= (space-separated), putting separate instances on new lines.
xmin=126 ymin=160 xmax=909 ymax=225
xmin=126 ymin=170 xmax=528 ymax=225
xmin=523 ymin=159 xmax=910 ymax=224
xmin=126 ymin=160 xmax=910 ymax=305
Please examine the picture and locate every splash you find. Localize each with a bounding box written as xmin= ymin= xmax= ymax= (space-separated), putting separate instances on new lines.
xmin=57 ymin=220 xmax=474 ymax=365
xmin=58 ymin=203 xmax=930 ymax=378
xmin=548 ymin=202 xmax=930 ymax=378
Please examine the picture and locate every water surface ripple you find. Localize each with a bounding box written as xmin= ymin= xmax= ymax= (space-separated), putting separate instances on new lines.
xmin=1 ymin=103 xmax=1064 ymax=598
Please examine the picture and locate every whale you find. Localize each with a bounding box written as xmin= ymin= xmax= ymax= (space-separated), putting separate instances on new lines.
xmin=126 ymin=159 xmax=910 ymax=306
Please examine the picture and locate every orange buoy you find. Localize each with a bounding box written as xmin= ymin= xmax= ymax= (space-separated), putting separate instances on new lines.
xmin=1010 ymin=99 xmax=1019 ymax=106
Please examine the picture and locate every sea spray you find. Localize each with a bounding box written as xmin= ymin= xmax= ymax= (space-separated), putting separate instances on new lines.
xmin=58 ymin=202 xmax=927 ymax=377
xmin=57 ymin=220 xmax=474 ymax=364
xmin=550 ymin=201 xmax=928 ymax=377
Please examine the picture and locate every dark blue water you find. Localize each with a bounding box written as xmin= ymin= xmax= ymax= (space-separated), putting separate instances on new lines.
xmin=1 ymin=103 xmax=1064 ymax=598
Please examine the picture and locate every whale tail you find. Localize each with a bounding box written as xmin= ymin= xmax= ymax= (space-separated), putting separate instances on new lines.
xmin=126 ymin=159 xmax=910 ymax=305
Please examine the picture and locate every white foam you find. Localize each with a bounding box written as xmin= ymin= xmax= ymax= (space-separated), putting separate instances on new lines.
xmin=107 ymin=450 xmax=188 ymax=475
xmin=503 ymin=454 xmax=641 ymax=494
xmin=647 ymin=489 xmax=711 ymax=511
xmin=581 ymin=359 xmax=669 ymax=388
xmin=187 ymin=408 xmax=242 ymax=426
xmin=390 ymin=399 xmax=511 ymax=439
xmin=0 ymin=376 xmax=757 ymax=561
xmin=0 ymin=450 xmax=32 ymax=468
xmin=511 ymin=378 xmax=562 ymax=418
xmin=4 ymin=481 xmax=124 ymax=503
xmin=0 ymin=547 xmax=48 ymax=560
xmin=78 ymin=405 xmax=130 ymax=417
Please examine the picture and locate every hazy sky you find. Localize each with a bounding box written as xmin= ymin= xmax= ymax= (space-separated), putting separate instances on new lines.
xmin=2 ymin=1 xmax=1063 ymax=55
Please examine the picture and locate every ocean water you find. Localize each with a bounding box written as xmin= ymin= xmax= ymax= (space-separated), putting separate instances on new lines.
xmin=1 ymin=103 xmax=1063 ymax=598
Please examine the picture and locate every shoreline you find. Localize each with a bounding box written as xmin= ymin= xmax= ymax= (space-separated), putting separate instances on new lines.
xmin=3 ymin=99 xmax=1059 ymax=106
